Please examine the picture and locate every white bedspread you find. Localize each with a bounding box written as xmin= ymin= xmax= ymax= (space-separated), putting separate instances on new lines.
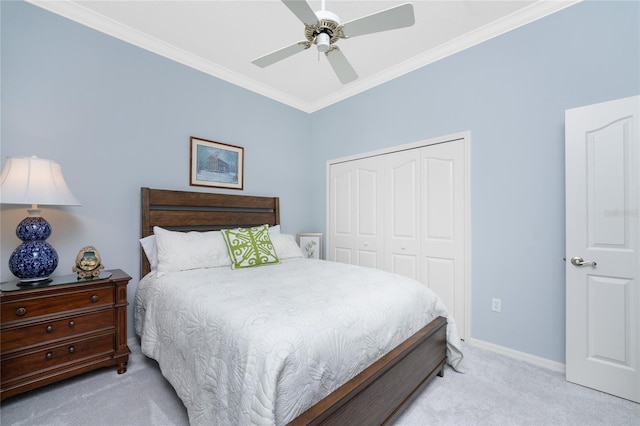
xmin=134 ymin=258 xmax=463 ymax=426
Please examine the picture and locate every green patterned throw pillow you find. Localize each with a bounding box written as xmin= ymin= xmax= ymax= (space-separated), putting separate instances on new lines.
xmin=221 ymin=224 xmax=280 ymax=269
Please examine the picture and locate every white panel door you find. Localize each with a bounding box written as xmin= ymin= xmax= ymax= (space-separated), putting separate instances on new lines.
xmin=420 ymin=140 xmax=467 ymax=336
xmin=355 ymin=156 xmax=384 ymax=269
xmin=384 ymin=149 xmax=421 ymax=280
xmin=328 ymin=161 xmax=354 ymax=264
xmin=329 ymin=156 xmax=383 ymax=268
xmin=565 ymin=96 xmax=640 ymax=402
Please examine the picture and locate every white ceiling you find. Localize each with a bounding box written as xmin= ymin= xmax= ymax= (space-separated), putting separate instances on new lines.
xmin=28 ymin=0 xmax=579 ymax=113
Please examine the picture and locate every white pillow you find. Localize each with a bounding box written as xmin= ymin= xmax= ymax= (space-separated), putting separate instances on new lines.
xmin=270 ymin=233 xmax=304 ymax=259
xmin=154 ymin=226 xmax=231 ymax=276
xmin=268 ymin=225 xmax=281 ymax=234
xmin=139 ymin=235 xmax=158 ymax=271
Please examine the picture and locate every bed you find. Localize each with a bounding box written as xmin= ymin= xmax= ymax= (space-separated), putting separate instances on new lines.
xmin=135 ymin=187 xmax=463 ymax=426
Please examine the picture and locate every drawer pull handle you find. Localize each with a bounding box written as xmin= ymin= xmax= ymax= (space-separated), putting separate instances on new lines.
xmin=68 ymin=346 xmax=75 ymax=354
xmin=45 ymin=352 xmax=53 ymax=360
xmin=68 ymin=320 xmax=76 ymax=328
xmin=46 ymin=325 xmax=53 ymax=333
xmin=16 ymin=307 xmax=27 ymax=316
xmin=90 ymin=295 xmax=99 ymax=303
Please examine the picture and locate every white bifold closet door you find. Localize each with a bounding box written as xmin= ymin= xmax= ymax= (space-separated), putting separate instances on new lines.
xmin=329 ymin=155 xmax=385 ymax=268
xmin=327 ymin=135 xmax=469 ymax=339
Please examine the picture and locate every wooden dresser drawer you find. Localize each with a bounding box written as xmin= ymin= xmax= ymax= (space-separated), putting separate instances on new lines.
xmin=1 ymin=287 xmax=113 ymax=323
xmin=1 ymin=310 xmax=114 ymax=353
xmin=1 ymin=332 xmax=114 ymax=382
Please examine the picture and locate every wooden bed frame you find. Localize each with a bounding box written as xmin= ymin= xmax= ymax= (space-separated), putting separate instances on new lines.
xmin=140 ymin=187 xmax=447 ymax=426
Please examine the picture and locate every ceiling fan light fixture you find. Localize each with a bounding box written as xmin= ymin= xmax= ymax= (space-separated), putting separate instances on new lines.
xmin=316 ymin=32 xmax=330 ymax=52
xmin=253 ymin=1 xmax=416 ymax=85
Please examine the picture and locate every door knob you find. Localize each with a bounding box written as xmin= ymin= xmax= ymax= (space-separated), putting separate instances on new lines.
xmin=570 ymin=256 xmax=597 ymax=267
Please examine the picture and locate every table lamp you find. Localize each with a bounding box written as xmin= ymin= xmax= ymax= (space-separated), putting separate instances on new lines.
xmin=0 ymin=156 xmax=81 ymax=282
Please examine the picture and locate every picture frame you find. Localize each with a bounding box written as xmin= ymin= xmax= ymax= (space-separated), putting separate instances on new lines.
xmin=297 ymin=233 xmax=323 ymax=260
xmin=190 ymin=136 xmax=244 ymax=190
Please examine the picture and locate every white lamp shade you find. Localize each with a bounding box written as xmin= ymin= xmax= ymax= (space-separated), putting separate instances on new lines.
xmin=0 ymin=156 xmax=81 ymax=206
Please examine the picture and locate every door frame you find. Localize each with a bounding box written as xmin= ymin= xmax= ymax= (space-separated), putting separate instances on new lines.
xmin=325 ymin=131 xmax=471 ymax=340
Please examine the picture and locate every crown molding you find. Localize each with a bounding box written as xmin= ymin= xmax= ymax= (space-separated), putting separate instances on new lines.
xmin=27 ymin=0 xmax=581 ymax=113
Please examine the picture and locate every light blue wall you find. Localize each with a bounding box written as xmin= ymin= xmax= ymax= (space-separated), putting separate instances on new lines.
xmin=2 ymin=0 xmax=638 ymax=364
xmin=309 ymin=0 xmax=639 ymax=363
xmin=0 ymin=1 xmax=312 ymax=338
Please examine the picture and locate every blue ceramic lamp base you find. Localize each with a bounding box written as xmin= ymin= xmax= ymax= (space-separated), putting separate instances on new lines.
xmin=9 ymin=215 xmax=59 ymax=282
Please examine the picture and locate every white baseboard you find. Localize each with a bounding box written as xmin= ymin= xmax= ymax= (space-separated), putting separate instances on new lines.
xmin=467 ymin=337 xmax=566 ymax=373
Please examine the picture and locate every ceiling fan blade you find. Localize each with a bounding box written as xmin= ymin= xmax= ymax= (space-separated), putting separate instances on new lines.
xmin=326 ymin=47 xmax=358 ymax=85
xmin=281 ymin=0 xmax=318 ymax=25
xmin=252 ymin=42 xmax=309 ymax=68
xmin=341 ymin=3 xmax=415 ymax=38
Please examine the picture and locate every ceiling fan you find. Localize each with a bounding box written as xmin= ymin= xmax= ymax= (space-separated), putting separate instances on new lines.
xmin=251 ymin=0 xmax=415 ymax=85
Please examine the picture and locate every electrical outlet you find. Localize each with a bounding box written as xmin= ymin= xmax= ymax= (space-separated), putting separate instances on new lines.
xmin=491 ymin=298 xmax=502 ymax=312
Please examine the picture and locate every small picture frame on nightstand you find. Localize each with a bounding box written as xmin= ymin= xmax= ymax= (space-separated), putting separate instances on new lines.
xmin=297 ymin=233 xmax=323 ymax=260
xmin=72 ymin=246 xmax=105 ymax=279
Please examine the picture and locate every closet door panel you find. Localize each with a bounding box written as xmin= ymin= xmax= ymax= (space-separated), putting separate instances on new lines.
xmin=329 ymin=163 xmax=355 ymax=263
xmin=385 ymin=150 xmax=420 ymax=279
xmin=423 ymin=257 xmax=456 ymax=309
xmin=356 ymin=159 xmax=384 ymax=268
xmin=424 ymin=157 xmax=455 ymax=240
xmin=391 ymin=254 xmax=419 ymax=281
xmin=420 ymin=140 xmax=466 ymax=331
xmin=329 ymin=157 xmax=383 ymax=267
xmin=334 ymin=248 xmax=353 ymax=264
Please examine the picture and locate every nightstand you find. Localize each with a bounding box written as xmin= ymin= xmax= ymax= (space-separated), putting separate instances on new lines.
xmin=0 ymin=269 xmax=131 ymax=400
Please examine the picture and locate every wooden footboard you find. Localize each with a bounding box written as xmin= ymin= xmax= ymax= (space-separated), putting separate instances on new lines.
xmin=289 ymin=316 xmax=448 ymax=426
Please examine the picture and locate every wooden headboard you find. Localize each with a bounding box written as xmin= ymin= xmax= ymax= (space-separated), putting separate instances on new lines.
xmin=140 ymin=187 xmax=280 ymax=278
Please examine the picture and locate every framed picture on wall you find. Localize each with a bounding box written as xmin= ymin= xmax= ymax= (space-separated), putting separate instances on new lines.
xmin=190 ymin=136 xmax=244 ymax=190
xmin=297 ymin=233 xmax=323 ymax=260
